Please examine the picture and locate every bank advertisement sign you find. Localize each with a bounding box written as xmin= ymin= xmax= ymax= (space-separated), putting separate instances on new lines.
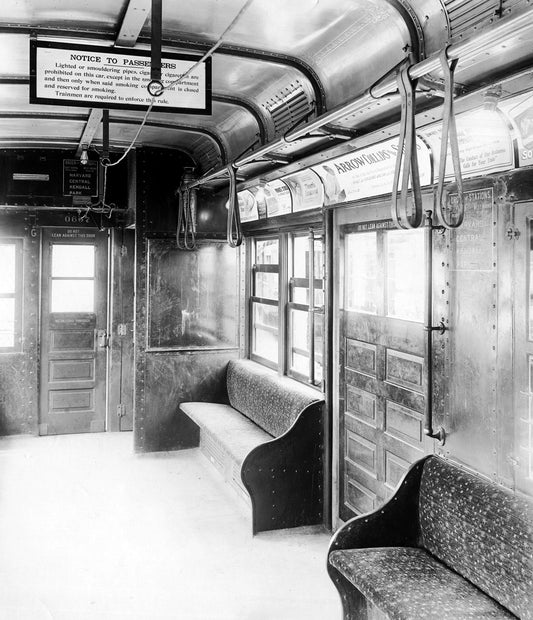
xmin=30 ymin=41 xmax=212 ymax=114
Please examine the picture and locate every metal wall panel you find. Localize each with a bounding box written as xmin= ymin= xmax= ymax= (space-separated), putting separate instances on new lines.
xmin=0 ymin=216 xmax=39 ymax=434
xmin=134 ymin=148 xmax=241 ymax=452
xmin=107 ymin=227 xmax=135 ymax=432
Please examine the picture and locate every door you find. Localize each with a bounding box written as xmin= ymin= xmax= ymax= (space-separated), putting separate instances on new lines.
xmin=39 ymin=228 xmax=108 ymax=435
xmin=333 ymin=206 xmax=433 ymax=523
xmin=513 ymin=203 xmax=533 ymax=496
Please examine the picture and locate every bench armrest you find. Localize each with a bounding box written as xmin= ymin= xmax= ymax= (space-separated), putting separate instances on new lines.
xmin=328 ymin=455 xmax=429 ymax=559
xmin=241 ymin=401 xmax=324 ymax=534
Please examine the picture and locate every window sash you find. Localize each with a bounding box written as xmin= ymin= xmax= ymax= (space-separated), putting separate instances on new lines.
xmin=0 ymin=239 xmax=23 ymax=352
xmin=249 ymin=231 xmax=324 ymax=387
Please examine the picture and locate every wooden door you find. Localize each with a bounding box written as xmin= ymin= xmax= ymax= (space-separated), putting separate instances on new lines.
xmin=334 ymin=208 xmax=433 ymax=523
xmin=513 ymin=202 xmax=533 ymax=496
xmin=39 ymin=228 xmax=108 ymax=435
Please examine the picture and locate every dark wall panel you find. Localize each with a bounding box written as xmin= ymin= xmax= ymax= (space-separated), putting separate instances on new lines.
xmin=107 ymin=228 xmax=135 ymax=431
xmin=134 ymin=147 xmax=242 ymax=453
xmin=0 ymin=216 xmax=39 ymax=435
xmin=138 ymin=351 xmax=238 ymax=452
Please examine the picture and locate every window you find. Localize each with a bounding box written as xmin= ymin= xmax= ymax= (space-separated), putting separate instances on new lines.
xmin=345 ymin=227 xmax=424 ymax=322
xmin=250 ymin=238 xmax=279 ymax=366
xmin=249 ymin=231 xmax=324 ymax=387
xmin=0 ymin=239 xmax=23 ymax=351
xmin=386 ymin=230 xmax=425 ymax=321
xmin=288 ymin=232 xmax=324 ymax=385
xmin=345 ymin=232 xmax=378 ymax=313
xmin=50 ymin=244 xmax=95 ymax=313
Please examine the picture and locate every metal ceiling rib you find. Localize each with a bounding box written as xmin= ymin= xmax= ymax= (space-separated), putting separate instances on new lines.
xmin=116 ymin=0 xmax=151 ymax=47
xmin=75 ymin=0 xmax=151 ymax=156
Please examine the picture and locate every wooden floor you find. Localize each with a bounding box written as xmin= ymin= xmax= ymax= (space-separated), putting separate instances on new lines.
xmin=0 ymin=432 xmax=340 ymax=620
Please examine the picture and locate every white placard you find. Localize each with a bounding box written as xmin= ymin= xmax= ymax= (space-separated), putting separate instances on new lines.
xmin=30 ymin=41 xmax=211 ymax=114
xmin=283 ymin=169 xmax=324 ymax=212
xmin=311 ymin=137 xmax=432 ymax=206
xmin=237 ymin=190 xmax=258 ymax=222
xmin=264 ymin=180 xmax=292 ymax=217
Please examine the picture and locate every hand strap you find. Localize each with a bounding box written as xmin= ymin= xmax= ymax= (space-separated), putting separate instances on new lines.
xmin=435 ymin=47 xmax=464 ymax=229
xmin=391 ymin=59 xmax=423 ymax=229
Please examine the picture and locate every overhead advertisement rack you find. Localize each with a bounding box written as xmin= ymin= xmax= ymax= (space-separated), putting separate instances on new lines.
xmin=29 ymin=40 xmax=212 ymax=115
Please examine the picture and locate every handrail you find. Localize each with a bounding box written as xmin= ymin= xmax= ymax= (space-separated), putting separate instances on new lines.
xmin=187 ymin=9 xmax=533 ymax=190
xmin=424 ymin=209 xmax=446 ymax=444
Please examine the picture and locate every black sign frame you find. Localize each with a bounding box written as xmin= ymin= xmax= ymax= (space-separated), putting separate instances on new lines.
xmin=29 ymin=40 xmax=212 ymax=115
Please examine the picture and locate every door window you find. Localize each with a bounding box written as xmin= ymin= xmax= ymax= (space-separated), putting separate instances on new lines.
xmin=50 ymin=244 xmax=95 ymax=313
xmin=386 ymin=230 xmax=425 ymax=321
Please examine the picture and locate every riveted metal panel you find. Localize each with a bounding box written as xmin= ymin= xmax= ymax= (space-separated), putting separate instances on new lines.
xmin=0 ymin=216 xmax=39 ymax=435
xmin=133 ymin=147 xmax=242 ymax=452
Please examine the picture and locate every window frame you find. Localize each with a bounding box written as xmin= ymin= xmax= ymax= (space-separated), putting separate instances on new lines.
xmin=0 ymin=237 xmax=23 ymax=353
xmin=249 ymin=235 xmax=281 ymax=370
xmin=49 ymin=242 xmax=96 ymax=314
xmin=287 ymin=231 xmax=324 ymax=387
xmin=248 ymin=229 xmax=324 ymax=388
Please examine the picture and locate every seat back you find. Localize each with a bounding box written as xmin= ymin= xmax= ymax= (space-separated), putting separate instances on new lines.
xmin=419 ymin=456 xmax=533 ymax=620
xmin=226 ymin=359 xmax=322 ymax=437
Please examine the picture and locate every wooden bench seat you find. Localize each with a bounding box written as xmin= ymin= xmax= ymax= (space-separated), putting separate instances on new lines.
xmin=179 ymin=359 xmax=325 ymax=534
xmin=179 ymin=401 xmax=271 ymax=466
xmin=327 ymin=455 xmax=533 ymax=620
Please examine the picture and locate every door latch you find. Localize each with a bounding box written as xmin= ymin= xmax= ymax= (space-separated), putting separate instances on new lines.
xmin=506 ymin=224 xmax=521 ymax=240
xmin=96 ymin=329 xmax=109 ymax=348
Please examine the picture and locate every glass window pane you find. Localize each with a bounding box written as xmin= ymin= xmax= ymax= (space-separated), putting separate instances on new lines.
xmin=292 ymin=286 xmax=308 ymax=305
xmin=252 ymin=302 xmax=278 ymax=363
xmin=0 ymin=244 xmax=16 ymax=294
xmin=386 ymin=230 xmax=424 ymax=321
xmin=0 ymin=298 xmax=15 ymax=347
xmin=314 ymin=313 xmax=324 ymax=384
xmin=529 ymin=220 xmax=533 ymax=340
xmin=314 ymin=238 xmax=324 ymax=280
xmin=289 ymin=308 xmax=309 ymax=376
xmin=255 ymin=272 xmax=278 ymax=300
xmin=291 ymin=352 xmax=309 ymax=376
xmin=292 ymin=236 xmax=308 ymax=278
xmin=291 ymin=308 xmax=309 ymax=352
xmin=52 ymin=245 xmax=95 ymax=278
xmin=345 ymin=232 xmax=378 ymax=313
xmin=51 ymin=280 xmax=94 ymax=312
xmin=256 ymin=239 xmax=278 ymax=265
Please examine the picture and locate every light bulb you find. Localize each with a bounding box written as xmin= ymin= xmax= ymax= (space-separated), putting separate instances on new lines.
xmin=80 ymin=146 xmax=89 ymax=166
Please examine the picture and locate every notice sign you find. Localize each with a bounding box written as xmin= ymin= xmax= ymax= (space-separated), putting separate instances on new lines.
xmin=63 ymin=159 xmax=98 ymax=198
xmin=30 ymin=41 xmax=211 ymax=114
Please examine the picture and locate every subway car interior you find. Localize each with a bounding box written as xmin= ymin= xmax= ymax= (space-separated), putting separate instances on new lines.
xmin=0 ymin=0 xmax=533 ymax=618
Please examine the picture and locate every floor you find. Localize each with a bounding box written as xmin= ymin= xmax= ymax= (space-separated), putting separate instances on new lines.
xmin=0 ymin=433 xmax=341 ymax=620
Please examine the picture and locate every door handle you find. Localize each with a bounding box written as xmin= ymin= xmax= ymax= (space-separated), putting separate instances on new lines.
xmin=95 ymin=329 xmax=109 ymax=348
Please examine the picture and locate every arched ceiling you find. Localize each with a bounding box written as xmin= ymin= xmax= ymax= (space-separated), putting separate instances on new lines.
xmin=0 ymin=0 xmax=532 ymax=187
